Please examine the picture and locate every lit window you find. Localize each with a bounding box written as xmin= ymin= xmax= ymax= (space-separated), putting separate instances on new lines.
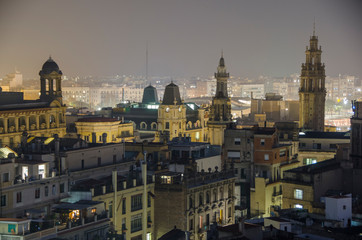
xmin=303 ymin=158 xmax=317 ymax=165
xmin=264 ymin=154 xmax=269 ymax=161
xmin=294 ymin=189 xmax=303 ymax=200
xmin=294 ymin=204 xmax=303 ymax=209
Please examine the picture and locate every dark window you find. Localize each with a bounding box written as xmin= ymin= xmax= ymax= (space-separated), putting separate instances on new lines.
xmin=199 ymin=193 xmax=203 ymax=206
xmin=1 ymin=195 xmax=6 ymax=206
xmin=16 ymin=192 xmax=22 ymax=203
xmin=189 ymin=196 xmax=193 ymax=209
xmin=122 ymin=198 xmax=126 ymax=214
xmin=313 ymin=143 xmax=321 ymax=149
xmin=206 ymin=192 xmax=210 ymax=204
xmin=45 ymin=186 xmax=49 ymax=197
xmin=131 ymin=195 xmax=142 ymax=212
xmin=131 ymin=214 xmax=142 ymax=233
xmin=228 ymin=207 xmax=231 ymax=217
xmin=81 ymin=159 xmax=84 ymax=169
xmin=109 ymin=204 xmax=113 ymax=218
xmin=98 ymin=157 xmax=101 ymax=166
xmin=52 ymin=185 xmax=56 ymax=195
xmin=35 ymin=188 xmax=40 ymax=199
xmin=189 ymin=219 xmax=193 ymax=231
xmin=147 ymin=195 xmax=151 ymax=208
xmin=2 ymin=173 xmax=9 ymax=182
xmin=241 ymin=168 xmax=246 ymax=179
xmin=330 ymin=144 xmax=337 ymax=149
xmin=343 ymin=205 xmax=346 ymax=210
xmin=165 ymin=122 xmax=170 ymax=129
xmin=60 ymin=183 xmax=65 ymax=193
xmin=260 ymin=139 xmax=265 ymax=146
xmin=206 ymin=214 xmax=210 ymax=226
xmin=113 ymin=155 xmax=117 ymax=164
xmin=234 ymin=138 xmax=241 ymax=145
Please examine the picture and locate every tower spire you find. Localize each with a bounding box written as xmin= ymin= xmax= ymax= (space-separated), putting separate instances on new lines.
xmin=313 ymin=18 xmax=316 ymax=36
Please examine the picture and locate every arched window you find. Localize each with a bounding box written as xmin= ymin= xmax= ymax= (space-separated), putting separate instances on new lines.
xmin=199 ymin=193 xmax=203 ymax=206
xmin=151 ymin=122 xmax=157 ymax=130
xmin=206 ymin=192 xmax=210 ymax=204
xmin=140 ymin=122 xmax=147 ymax=130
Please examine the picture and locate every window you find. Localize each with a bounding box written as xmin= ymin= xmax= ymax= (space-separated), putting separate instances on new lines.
xmin=81 ymin=160 xmax=84 ymax=169
xmin=303 ymin=158 xmax=317 ymax=165
xmin=109 ymin=204 xmax=113 ymax=218
xmin=1 ymin=195 xmax=6 ymax=207
xmin=35 ymin=188 xmax=40 ymax=199
xmin=131 ymin=194 xmax=142 ymax=211
xmin=241 ymin=168 xmax=246 ymax=179
xmin=199 ymin=193 xmax=203 ymax=206
xmin=228 ymin=151 xmax=240 ymax=159
xmin=294 ymin=189 xmax=303 ymax=200
xmin=279 ymin=150 xmax=286 ymax=157
xmin=2 ymin=173 xmax=9 ymax=182
xmin=98 ymin=157 xmax=101 ymax=166
xmin=60 ymin=183 xmax=65 ymax=193
xmin=16 ymin=192 xmax=22 ymax=203
xmin=147 ymin=194 xmax=151 ymax=208
xmin=260 ymin=139 xmax=265 ymax=146
xmin=294 ymin=204 xmax=303 ymax=209
xmin=189 ymin=196 xmax=193 ymax=209
xmin=122 ymin=198 xmax=126 ymax=214
xmin=234 ymin=138 xmax=241 ymax=145
xmin=52 ymin=185 xmax=56 ymax=195
xmin=300 ymin=142 xmax=306 ymax=148
xmin=264 ymin=154 xmax=269 ymax=161
xmin=189 ymin=219 xmax=193 ymax=231
xmin=228 ymin=207 xmax=231 ymax=217
xmin=165 ymin=122 xmax=169 ymax=129
xmin=45 ymin=186 xmax=49 ymax=197
xmin=343 ymin=205 xmax=346 ymax=210
xmin=131 ymin=214 xmax=142 ymax=233
xmin=206 ymin=214 xmax=210 ymax=226
xmin=206 ymin=192 xmax=210 ymax=204
xmin=330 ymin=144 xmax=337 ymax=149
xmin=313 ymin=143 xmax=321 ymax=149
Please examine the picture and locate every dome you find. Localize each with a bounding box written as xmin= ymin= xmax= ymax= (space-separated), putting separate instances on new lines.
xmin=162 ymin=82 xmax=181 ymax=105
xmin=142 ymin=84 xmax=159 ymax=104
xmin=40 ymin=57 xmax=62 ymax=75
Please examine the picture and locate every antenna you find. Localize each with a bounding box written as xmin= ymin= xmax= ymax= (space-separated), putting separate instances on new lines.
xmin=146 ymin=43 xmax=149 ymax=84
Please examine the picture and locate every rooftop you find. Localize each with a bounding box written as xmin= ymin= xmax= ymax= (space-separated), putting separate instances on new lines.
xmin=299 ymin=131 xmax=350 ymax=139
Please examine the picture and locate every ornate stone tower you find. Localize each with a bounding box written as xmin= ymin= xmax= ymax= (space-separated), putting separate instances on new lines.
xmin=299 ymin=30 xmax=326 ymax=131
xmin=156 ymin=82 xmax=186 ymax=142
xmin=39 ymin=57 xmax=63 ymax=104
xmin=208 ymin=54 xmax=232 ymax=145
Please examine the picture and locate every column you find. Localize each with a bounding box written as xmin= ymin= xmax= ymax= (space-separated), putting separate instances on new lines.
xmin=36 ymin=116 xmax=39 ymax=130
xmin=4 ymin=118 xmax=8 ymax=133
xmin=46 ymin=114 xmax=50 ymax=129
xmin=56 ymin=113 xmax=60 ymax=128
xmin=15 ymin=117 xmax=19 ymax=132
xmin=25 ymin=116 xmax=30 ymax=131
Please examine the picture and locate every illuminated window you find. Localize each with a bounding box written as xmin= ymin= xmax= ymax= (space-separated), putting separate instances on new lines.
xmin=195 ymin=132 xmax=200 ymax=140
xmin=294 ymin=189 xmax=303 ymax=200
xmin=264 ymin=154 xmax=269 ymax=161
xmin=91 ymin=208 xmax=96 ymax=214
xmin=294 ymin=204 xmax=303 ymax=209
xmin=303 ymin=158 xmax=317 ymax=165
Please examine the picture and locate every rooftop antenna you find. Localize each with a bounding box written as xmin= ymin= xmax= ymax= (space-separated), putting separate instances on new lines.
xmin=146 ymin=43 xmax=149 ymax=85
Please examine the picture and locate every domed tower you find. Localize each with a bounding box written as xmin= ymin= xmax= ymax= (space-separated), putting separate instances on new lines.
xmin=156 ymin=82 xmax=186 ymax=142
xmin=39 ymin=57 xmax=63 ymax=103
xmin=208 ymin=54 xmax=232 ymax=146
xmin=142 ymin=84 xmax=159 ymax=105
xmin=299 ymin=28 xmax=326 ymax=131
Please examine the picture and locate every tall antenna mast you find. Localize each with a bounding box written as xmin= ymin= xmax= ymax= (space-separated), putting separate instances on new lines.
xmin=146 ymin=43 xmax=149 ymax=84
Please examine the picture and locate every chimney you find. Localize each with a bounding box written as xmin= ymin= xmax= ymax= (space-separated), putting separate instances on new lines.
xmin=102 ymin=185 xmax=106 ymax=194
xmin=90 ymin=188 xmax=94 ymax=196
xmin=123 ymin=181 xmax=127 ymax=189
xmin=133 ymin=179 xmax=137 ymax=187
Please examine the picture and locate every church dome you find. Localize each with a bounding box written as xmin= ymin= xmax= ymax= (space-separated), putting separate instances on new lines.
xmin=40 ymin=57 xmax=62 ymax=75
xmin=142 ymin=84 xmax=159 ymax=104
xmin=162 ymin=82 xmax=182 ymax=105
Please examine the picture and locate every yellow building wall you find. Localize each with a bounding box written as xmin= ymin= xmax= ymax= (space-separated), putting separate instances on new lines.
xmin=282 ymin=182 xmax=314 ymax=213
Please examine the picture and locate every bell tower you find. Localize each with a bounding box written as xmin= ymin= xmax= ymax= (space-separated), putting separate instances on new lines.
xmin=299 ymin=28 xmax=326 ymax=131
xmin=39 ymin=56 xmax=63 ymax=104
xmin=208 ymin=54 xmax=232 ymax=145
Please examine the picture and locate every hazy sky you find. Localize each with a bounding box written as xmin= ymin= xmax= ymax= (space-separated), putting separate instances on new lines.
xmin=0 ymin=0 xmax=361 ymax=79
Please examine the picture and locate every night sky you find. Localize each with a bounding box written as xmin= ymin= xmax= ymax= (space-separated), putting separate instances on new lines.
xmin=0 ymin=0 xmax=361 ymax=79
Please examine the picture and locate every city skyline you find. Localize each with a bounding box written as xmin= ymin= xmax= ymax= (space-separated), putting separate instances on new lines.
xmin=0 ymin=0 xmax=361 ymax=79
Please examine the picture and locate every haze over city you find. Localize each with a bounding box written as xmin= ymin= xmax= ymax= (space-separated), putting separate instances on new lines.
xmin=1 ymin=0 xmax=361 ymax=79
